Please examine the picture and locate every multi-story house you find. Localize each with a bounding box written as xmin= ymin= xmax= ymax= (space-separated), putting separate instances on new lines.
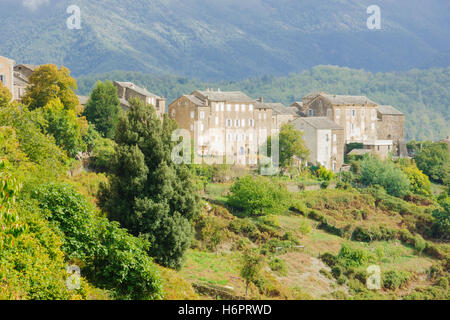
xmin=291 ymin=117 xmax=344 ymax=172
xmin=0 ymin=56 xmax=15 ymax=100
xmin=300 ymin=92 xmax=405 ymax=159
xmin=113 ymin=81 xmax=166 ymax=118
xmin=255 ymin=98 xmax=298 ymax=130
xmin=169 ymin=90 xmax=274 ymax=165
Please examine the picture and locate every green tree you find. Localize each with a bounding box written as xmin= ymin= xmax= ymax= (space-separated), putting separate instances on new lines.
xmin=84 ymin=81 xmax=120 ymax=138
xmin=23 ymin=64 xmax=79 ymax=111
xmin=268 ymin=123 xmax=309 ymax=167
xmin=227 ymin=175 xmax=289 ymax=216
xmin=0 ymin=82 xmax=12 ymax=108
xmin=34 ymin=183 xmax=162 ymax=299
xmin=414 ymin=142 xmax=450 ymax=184
xmin=240 ymin=250 xmax=264 ymax=296
xmin=98 ymin=98 xmax=201 ymax=269
xmin=360 ymin=156 xmax=410 ymax=197
xmin=401 ymin=164 xmax=432 ymax=196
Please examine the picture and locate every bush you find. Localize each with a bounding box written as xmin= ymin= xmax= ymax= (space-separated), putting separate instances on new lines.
xmin=337 ymin=243 xmax=376 ymax=268
xmin=34 ymin=183 xmax=162 ymax=299
xmin=360 ymin=156 xmax=410 ymax=197
xmin=383 ymin=270 xmax=411 ymax=290
xmin=298 ymin=218 xmax=312 ymax=236
xmin=227 ymin=176 xmax=289 ymax=216
xmin=269 ymin=257 xmax=288 ymax=276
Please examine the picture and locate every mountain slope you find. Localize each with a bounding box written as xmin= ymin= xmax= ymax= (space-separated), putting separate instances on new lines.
xmin=1 ymin=0 xmax=449 ymax=79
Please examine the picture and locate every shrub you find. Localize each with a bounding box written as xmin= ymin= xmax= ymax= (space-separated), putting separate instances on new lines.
xmin=269 ymin=258 xmax=288 ymax=276
xmin=34 ymin=183 xmax=162 ymax=299
xmin=383 ymin=270 xmax=411 ymax=290
xmin=298 ymin=218 xmax=312 ymax=236
xmin=227 ymin=176 xmax=289 ymax=216
xmin=320 ymin=253 xmax=338 ymax=267
xmin=337 ymin=243 xmax=376 ymax=268
xmin=360 ymin=156 xmax=410 ymax=197
xmin=331 ymin=266 xmax=342 ymax=278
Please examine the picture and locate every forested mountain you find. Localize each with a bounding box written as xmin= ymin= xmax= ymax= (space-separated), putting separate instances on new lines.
xmin=1 ymin=0 xmax=449 ymax=80
xmin=77 ymin=66 xmax=450 ymax=141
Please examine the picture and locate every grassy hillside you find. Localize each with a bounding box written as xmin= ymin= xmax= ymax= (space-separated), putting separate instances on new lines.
xmin=77 ymin=66 xmax=450 ymax=141
xmin=1 ymin=0 xmax=449 ymax=79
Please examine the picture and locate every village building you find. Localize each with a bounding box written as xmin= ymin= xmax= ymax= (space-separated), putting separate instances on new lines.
xmin=291 ymin=117 xmax=344 ymax=172
xmin=299 ymin=92 xmax=405 ymax=159
xmin=0 ymin=56 xmax=15 ymax=101
xmin=255 ymin=98 xmax=298 ymax=130
xmin=113 ymin=81 xmax=165 ymax=118
xmin=169 ymin=90 xmax=275 ymax=165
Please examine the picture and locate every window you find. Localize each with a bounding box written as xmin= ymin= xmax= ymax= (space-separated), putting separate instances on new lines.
xmin=351 ymin=124 xmax=355 ymax=131
xmin=235 ymin=104 xmax=239 ymax=112
xmin=352 ymin=109 xmax=356 ymax=117
xmin=333 ymin=134 xmax=337 ymax=142
xmin=190 ymin=124 xmax=194 ymax=131
xmin=199 ymin=111 xmax=205 ymax=119
xmin=215 ymin=117 xmax=219 ymax=125
xmin=235 ymin=119 xmax=240 ymax=127
xmin=241 ymin=119 xmax=245 ymax=127
xmin=263 ymin=113 xmax=267 ymax=120
xmin=171 ymin=110 xmax=176 ymax=117
xmin=239 ymin=147 xmax=244 ymax=155
xmin=249 ymin=133 xmax=253 ymax=141
xmin=226 ymin=104 xmax=231 ymax=111
xmin=361 ymin=110 xmax=365 ymax=117
xmin=190 ymin=111 xmax=195 ymax=119
xmin=336 ymin=109 xmax=341 ymax=118
xmin=371 ymin=122 xmax=375 ymax=130
xmin=333 ymin=146 xmax=337 ymax=154
xmin=326 ymin=134 xmax=329 ymax=142
xmin=249 ymin=104 xmax=254 ymax=111
xmin=215 ymin=104 xmax=219 ymax=112
xmin=258 ymin=113 xmax=262 ymax=120
xmin=371 ymin=109 xmax=376 ymax=120
xmin=226 ymin=133 xmax=231 ymax=141
xmin=308 ymin=109 xmax=313 ymax=116
xmin=199 ymin=123 xmax=204 ymax=132
xmin=226 ymin=119 xmax=232 ymax=127
xmin=249 ymin=119 xmax=254 ymax=127
xmin=221 ymin=103 xmax=225 ymax=111
xmin=241 ymin=104 xmax=246 ymax=112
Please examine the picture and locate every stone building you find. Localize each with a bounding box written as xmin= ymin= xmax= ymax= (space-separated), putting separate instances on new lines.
xmin=300 ymin=92 xmax=405 ymax=159
xmin=113 ymin=81 xmax=165 ymax=118
xmin=12 ymin=64 xmax=41 ymax=102
xmin=291 ymin=117 xmax=344 ymax=172
xmin=255 ymin=98 xmax=298 ymax=130
xmin=168 ymin=90 xmax=274 ymax=165
xmin=0 ymin=56 xmax=15 ymax=100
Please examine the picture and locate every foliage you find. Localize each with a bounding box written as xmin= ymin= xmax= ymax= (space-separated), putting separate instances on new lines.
xmin=240 ymin=250 xmax=264 ymax=296
xmin=33 ymin=183 xmax=163 ymax=299
xmin=84 ymin=81 xmax=121 ymax=138
xmin=412 ymin=141 xmax=450 ymax=184
xmin=432 ymin=196 xmax=450 ymax=240
xmin=23 ymin=64 xmax=79 ymax=111
xmin=401 ymin=163 xmax=432 ymax=196
xmin=360 ymin=156 xmax=410 ymax=197
xmin=267 ymin=123 xmax=309 ymax=167
xmin=383 ymin=270 xmax=411 ymax=290
xmin=99 ymin=98 xmax=201 ymax=269
xmin=89 ymin=137 xmax=116 ymax=172
xmin=269 ymin=257 xmax=287 ymax=276
xmin=337 ymin=243 xmax=376 ymax=268
xmin=41 ymin=99 xmax=86 ymax=157
xmin=0 ymin=82 xmax=12 ymax=108
xmin=227 ymin=176 xmax=289 ymax=216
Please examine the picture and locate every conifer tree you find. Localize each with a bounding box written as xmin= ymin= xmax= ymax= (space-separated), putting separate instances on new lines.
xmin=99 ymin=98 xmax=200 ymax=269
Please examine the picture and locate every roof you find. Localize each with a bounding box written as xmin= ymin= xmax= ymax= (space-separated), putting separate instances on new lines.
xmin=77 ymin=95 xmax=89 ymax=105
xmin=15 ymin=64 xmax=39 ymax=71
xmin=195 ymin=90 xmax=255 ymax=103
xmin=184 ymin=94 xmax=206 ymax=106
xmin=377 ymin=105 xmax=403 ymax=115
xmin=257 ymin=102 xmax=297 ymax=116
xmin=292 ymin=117 xmax=343 ymax=130
xmin=320 ymin=94 xmax=377 ymax=105
xmin=348 ymin=149 xmax=371 ymax=156
xmin=119 ymin=98 xmax=130 ymax=108
xmin=290 ymin=101 xmax=303 ymax=107
xmin=14 ymin=74 xmax=28 ymax=87
xmin=114 ymin=81 xmax=159 ymax=98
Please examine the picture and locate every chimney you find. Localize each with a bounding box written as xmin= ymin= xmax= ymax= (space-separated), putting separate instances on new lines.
xmin=257 ymin=97 xmax=264 ymax=103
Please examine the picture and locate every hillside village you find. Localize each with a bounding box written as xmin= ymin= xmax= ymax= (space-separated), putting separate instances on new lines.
xmin=1 ymin=54 xmax=449 ymax=301
xmin=2 ymin=55 xmax=406 ymax=171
